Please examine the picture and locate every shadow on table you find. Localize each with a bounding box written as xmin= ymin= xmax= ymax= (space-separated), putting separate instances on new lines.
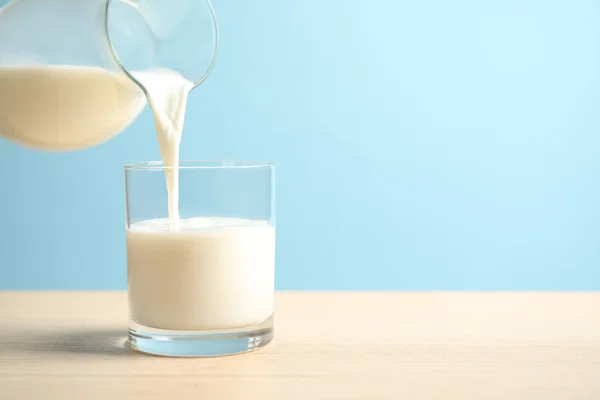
xmin=0 ymin=328 xmax=132 ymax=357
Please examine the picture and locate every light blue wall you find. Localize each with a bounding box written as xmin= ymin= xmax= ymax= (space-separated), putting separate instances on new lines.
xmin=1 ymin=0 xmax=600 ymax=290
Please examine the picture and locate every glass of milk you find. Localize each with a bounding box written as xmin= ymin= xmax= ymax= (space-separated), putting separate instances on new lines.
xmin=125 ymin=160 xmax=275 ymax=357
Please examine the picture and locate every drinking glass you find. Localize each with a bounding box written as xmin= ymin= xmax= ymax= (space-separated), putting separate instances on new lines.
xmin=125 ymin=160 xmax=275 ymax=357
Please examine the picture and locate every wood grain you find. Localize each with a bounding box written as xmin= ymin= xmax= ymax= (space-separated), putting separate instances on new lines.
xmin=0 ymin=292 xmax=599 ymax=399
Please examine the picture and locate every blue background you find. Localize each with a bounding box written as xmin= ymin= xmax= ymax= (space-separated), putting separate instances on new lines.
xmin=1 ymin=0 xmax=600 ymax=290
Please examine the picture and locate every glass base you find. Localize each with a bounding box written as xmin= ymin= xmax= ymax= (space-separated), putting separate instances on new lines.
xmin=128 ymin=317 xmax=273 ymax=357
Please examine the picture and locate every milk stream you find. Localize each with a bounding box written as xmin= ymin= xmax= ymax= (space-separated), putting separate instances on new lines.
xmin=134 ymin=70 xmax=194 ymax=227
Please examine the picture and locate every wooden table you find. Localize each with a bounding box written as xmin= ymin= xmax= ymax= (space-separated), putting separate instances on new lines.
xmin=0 ymin=292 xmax=599 ymax=399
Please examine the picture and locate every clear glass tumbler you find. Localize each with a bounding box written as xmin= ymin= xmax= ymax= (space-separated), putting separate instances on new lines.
xmin=125 ymin=161 xmax=275 ymax=357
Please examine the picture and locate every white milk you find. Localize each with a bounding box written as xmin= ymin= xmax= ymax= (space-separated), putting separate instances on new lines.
xmin=0 ymin=64 xmax=145 ymax=150
xmin=127 ymin=217 xmax=276 ymax=330
xmin=133 ymin=70 xmax=194 ymax=226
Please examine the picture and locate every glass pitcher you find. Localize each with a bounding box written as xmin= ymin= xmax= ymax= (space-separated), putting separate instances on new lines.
xmin=0 ymin=0 xmax=218 ymax=151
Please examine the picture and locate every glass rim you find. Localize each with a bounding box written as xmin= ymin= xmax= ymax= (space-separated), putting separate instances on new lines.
xmin=124 ymin=160 xmax=274 ymax=171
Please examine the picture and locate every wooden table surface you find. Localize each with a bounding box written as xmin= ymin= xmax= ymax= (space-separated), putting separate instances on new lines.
xmin=0 ymin=292 xmax=599 ymax=399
